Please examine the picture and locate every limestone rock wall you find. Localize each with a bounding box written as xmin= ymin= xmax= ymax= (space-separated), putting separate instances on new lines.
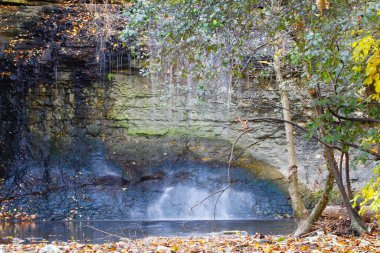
xmin=21 ymin=70 xmax=324 ymax=191
xmin=0 ymin=2 xmax=325 ymax=192
xmin=0 ymin=2 xmax=374 ymax=220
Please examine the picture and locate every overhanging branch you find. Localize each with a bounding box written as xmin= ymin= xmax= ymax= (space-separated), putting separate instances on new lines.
xmin=246 ymin=117 xmax=342 ymax=151
xmin=328 ymin=108 xmax=380 ymax=124
xmin=245 ymin=117 xmax=380 ymax=159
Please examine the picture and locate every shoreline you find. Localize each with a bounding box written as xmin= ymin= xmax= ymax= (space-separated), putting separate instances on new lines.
xmin=1 ymin=232 xmax=379 ymax=252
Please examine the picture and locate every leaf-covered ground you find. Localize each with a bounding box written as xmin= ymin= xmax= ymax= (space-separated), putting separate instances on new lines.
xmin=1 ymin=232 xmax=379 ymax=252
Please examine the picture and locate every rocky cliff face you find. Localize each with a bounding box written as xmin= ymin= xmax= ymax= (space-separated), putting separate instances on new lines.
xmin=0 ymin=2 xmax=370 ymax=220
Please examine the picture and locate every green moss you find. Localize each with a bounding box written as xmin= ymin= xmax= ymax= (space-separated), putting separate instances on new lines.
xmin=128 ymin=128 xmax=169 ymax=137
xmin=110 ymin=121 xmax=129 ymax=128
xmin=309 ymin=189 xmax=344 ymax=207
xmin=1 ymin=0 xmax=29 ymax=4
xmin=171 ymin=127 xmax=217 ymax=138
xmin=126 ymin=126 xmax=218 ymax=139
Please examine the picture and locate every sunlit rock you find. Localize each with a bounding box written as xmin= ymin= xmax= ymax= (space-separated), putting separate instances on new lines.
xmin=39 ymin=244 xmax=60 ymax=253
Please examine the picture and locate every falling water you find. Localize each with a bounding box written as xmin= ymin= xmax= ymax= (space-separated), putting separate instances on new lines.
xmin=146 ymin=185 xmax=256 ymax=220
xmin=128 ymin=161 xmax=292 ymax=220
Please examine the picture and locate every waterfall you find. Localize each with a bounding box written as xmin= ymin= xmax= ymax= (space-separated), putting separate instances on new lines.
xmin=127 ymin=162 xmax=292 ymax=221
xmin=146 ymin=185 xmax=256 ymax=220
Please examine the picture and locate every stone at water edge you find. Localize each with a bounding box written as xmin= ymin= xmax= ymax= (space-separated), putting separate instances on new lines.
xmin=220 ymin=230 xmax=248 ymax=236
xmin=154 ymin=246 xmax=173 ymax=253
xmin=39 ymin=244 xmax=60 ymax=253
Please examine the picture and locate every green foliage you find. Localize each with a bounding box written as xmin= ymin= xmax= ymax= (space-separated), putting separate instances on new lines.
xmin=310 ymin=189 xmax=344 ymax=206
xmin=122 ymin=0 xmax=271 ymax=79
xmin=285 ymin=1 xmax=380 ymax=163
xmin=122 ymin=0 xmax=380 ymax=223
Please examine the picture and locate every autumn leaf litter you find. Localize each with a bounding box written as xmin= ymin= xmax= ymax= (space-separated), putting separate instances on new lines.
xmin=1 ymin=232 xmax=379 ymax=252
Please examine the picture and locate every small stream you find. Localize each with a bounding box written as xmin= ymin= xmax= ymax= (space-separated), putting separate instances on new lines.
xmin=0 ymin=220 xmax=296 ymax=243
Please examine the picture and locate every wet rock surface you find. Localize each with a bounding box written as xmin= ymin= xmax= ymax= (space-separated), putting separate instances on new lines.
xmin=1 ymin=1 xmax=370 ymax=220
xmin=0 ymin=161 xmax=292 ymax=220
xmin=0 ymin=2 xmax=317 ymax=220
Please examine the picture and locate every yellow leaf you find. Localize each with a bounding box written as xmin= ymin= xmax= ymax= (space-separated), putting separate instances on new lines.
xmin=316 ymin=0 xmax=329 ymax=15
xmin=352 ymin=36 xmax=376 ymax=62
xmin=364 ymin=76 xmax=373 ymax=85
xmin=374 ymin=80 xmax=380 ymax=94
xmin=352 ymin=66 xmax=361 ymax=72
xmin=171 ymin=244 xmax=181 ymax=251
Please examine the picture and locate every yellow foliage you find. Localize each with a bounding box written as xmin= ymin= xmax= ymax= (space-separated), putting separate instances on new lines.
xmin=352 ymin=66 xmax=362 ymax=73
xmin=354 ymin=164 xmax=380 ymax=223
xmin=352 ymin=36 xmax=380 ymax=98
xmin=316 ymin=0 xmax=330 ymax=15
xmin=352 ymin=36 xmax=376 ymax=63
xmin=366 ymin=51 xmax=380 ymax=94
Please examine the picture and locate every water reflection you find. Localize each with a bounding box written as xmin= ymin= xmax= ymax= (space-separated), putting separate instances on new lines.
xmin=0 ymin=220 xmax=296 ymax=243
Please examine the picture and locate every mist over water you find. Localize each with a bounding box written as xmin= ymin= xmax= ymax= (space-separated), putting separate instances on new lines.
xmin=129 ymin=161 xmax=292 ymax=220
xmin=147 ymin=185 xmax=256 ymax=220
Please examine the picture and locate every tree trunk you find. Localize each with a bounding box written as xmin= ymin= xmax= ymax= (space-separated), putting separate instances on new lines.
xmin=322 ymin=205 xmax=375 ymax=222
xmin=294 ymin=160 xmax=334 ymax=236
xmin=273 ymin=42 xmax=308 ymax=222
xmin=344 ymin=153 xmax=354 ymax=201
xmin=308 ymin=87 xmax=367 ymax=233
xmin=323 ymin=146 xmax=368 ymax=234
xmin=271 ymin=1 xmax=332 ymax=236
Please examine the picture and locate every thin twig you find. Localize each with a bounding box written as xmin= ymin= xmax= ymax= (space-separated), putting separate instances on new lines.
xmin=247 ymin=117 xmax=380 ymax=159
xmin=343 ymin=141 xmax=380 ymax=159
xmin=213 ymin=184 xmax=232 ymax=220
xmin=245 ymin=117 xmax=343 ymax=152
xmin=345 ymin=152 xmax=354 ymax=201
xmin=329 ymin=108 xmax=380 ymax=123
xmin=228 ymin=128 xmax=253 ymax=182
xmin=190 ymin=184 xmax=231 ymax=212
xmin=83 ymin=225 xmax=130 ymax=241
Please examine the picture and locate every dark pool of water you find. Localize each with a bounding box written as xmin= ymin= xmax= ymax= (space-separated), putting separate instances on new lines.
xmin=0 ymin=219 xmax=296 ymax=243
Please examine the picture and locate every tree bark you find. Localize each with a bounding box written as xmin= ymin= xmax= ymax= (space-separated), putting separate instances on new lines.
xmin=271 ymin=0 xmax=336 ymax=236
xmin=273 ymin=41 xmax=308 ymax=221
xmin=322 ymin=205 xmax=375 ymax=222
xmin=323 ymin=146 xmax=368 ymax=234
xmin=309 ymin=87 xmax=368 ymax=234
xmin=344 ymin=153 xmax=354 ymax=201
xmin=294 ymin=168 xmax=334 ymax=236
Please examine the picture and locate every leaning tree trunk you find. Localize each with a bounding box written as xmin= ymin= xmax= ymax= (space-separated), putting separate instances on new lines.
xmin=294 ymin=161 xmax=334 ymax=236
xmin=273 ymin=42 xmax=309 ymax=222
xmin=309 ymin=89 xmax=368 ymax=234
xmin=324 ymin=146 xmax=368 ymax=234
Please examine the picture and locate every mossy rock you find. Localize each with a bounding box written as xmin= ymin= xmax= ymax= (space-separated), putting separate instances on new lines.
xmin=308 ymin=189 xmax=344 ymax=208
xmin=109 ymin=121 xmax=129 ymax=129
xmin=128 ymin=128 xmax=169 ymax=137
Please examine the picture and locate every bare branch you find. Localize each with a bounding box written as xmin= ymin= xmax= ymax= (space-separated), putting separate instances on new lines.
xmin=190 ymin=184 xmax=231 ymax=217
xmin=245 ymin=117 xmax=380 ymax=159
xmin=343 ymin=142 xmax=380 ymax=159
xmin=213 ymin=184 xmax=232 ymax=220
xmin=328 ymin=108 xmax=380 ymax=124
xmin=245 ymin=117 xmax=342 ymax=152
xmin=82 ymin=225 xmax=130 ymax=241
